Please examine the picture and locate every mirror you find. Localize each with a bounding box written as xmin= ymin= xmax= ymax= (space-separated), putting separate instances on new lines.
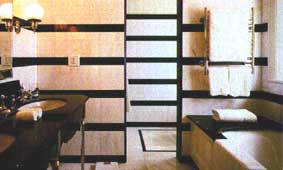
xmin=0 ymin=0 xmax=12 ymax=80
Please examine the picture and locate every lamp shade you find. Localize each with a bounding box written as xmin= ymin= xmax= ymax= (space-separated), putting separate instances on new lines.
xmin=0 ymin=3 xmax=12 ymax=20
xmin=25 ymin=3 xmax=44 ymax=20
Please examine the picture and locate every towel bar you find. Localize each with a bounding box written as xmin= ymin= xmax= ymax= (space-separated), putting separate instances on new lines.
xmin=201 ymin=8 xmax=255 ymax=75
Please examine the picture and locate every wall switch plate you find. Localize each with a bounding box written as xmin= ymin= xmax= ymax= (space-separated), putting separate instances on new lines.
xmin=1 ymin=55 xmax=12 ymax=67
xmin=68 ymin=55 xmax=80 ymax=67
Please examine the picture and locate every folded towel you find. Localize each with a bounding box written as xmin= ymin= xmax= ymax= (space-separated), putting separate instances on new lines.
xmin=229 ymin=66 xmax=251 ymax=97
xmin=209 ymin=9 xmax=251 ymax=62
xmin=16 ymin=108 xmax=43 ymax=121
xmin=212 ymin=109 xmax=257 ymax=122
xmin=209 ymin=66 xmax=230 ymax=96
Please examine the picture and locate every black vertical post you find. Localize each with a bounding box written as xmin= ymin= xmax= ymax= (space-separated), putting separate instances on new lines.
xmin=124 ymin=0 xmax=128 ymax=163
xmin=177 ymin=0 xmax=183 ymax=161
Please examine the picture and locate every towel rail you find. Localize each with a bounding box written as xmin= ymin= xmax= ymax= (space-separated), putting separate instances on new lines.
xmin=201 ymin=8 xmax=255 ymax=75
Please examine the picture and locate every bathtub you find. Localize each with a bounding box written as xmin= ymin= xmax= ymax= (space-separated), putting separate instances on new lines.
xmin=213 ymin=130 xmax=282 ymax=170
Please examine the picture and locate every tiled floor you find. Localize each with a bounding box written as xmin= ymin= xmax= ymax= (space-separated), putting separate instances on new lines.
xmin=48 ymin=128 xmax=197 ymax=170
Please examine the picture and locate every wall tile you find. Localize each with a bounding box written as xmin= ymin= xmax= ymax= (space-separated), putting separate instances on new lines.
xmin=127 ymin=63 xmax=177 ymax=79
xmin=37 ymin=66 xmax=124 ymax=90
xmin=127 ymin=20 xmax=177 ymax=36
xmin=127 ymin=0 xmax=177 ymax=14
xmin=127 ymin=41 xmax=177 ymax=58
xmin=37 ymin=0 xmax=124 ymax=24
xmin=85 ymin=98 xmax=124 ymax=123
xmin=37 ymin=33 xmax=124 ymax=57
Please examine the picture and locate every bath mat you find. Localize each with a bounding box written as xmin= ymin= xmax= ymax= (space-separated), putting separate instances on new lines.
xmin=138 ymin=129 xmax=176 ymax=152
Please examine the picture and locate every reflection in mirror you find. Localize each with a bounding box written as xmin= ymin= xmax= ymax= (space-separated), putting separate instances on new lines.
xmin=0 ymin=0 xmax=12 ymax=80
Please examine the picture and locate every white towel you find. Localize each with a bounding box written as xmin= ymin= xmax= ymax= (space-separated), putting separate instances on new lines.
xmin=209 ymin=9 xmax=251 ymax=62
xmin=209 ymin=66 xmax=230 ymax=96
xmin=229 ymin=66 xmax=251 ymax=97
xmin=212 ymin=109 xmax=257 ymax=122
xmin=16 ymin=108 xmax=43 ymax=121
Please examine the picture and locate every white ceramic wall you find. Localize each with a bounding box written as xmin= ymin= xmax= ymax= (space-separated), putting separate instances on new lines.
xmin=0 ymin=29 xmax=37 ymax=90
xmin=261 ymin=0 xmax=283 ymax=95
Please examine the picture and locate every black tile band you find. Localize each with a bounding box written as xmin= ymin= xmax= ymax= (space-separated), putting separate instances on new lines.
xmin=12 ymin=57 xmax=267 ymax=66
xmin=60 ymin=155 xmax=126 ymax=163
xmin=126 ymin=14 xmax=177 ymax=19
xmin=84 ymin=123 xmax=125 ymax=131
xmin=130 ymin=100 xmax=178 ymax=106
xmin=126 ymin=36 xmax=177 ymax=41
xmin=128 ymin=79 xmax=177 ymax=84
xmin=182 ymin=23 xmax=268 ymax=32
xmin=37 ymin=24 xmax=125 ymax=32
xmin=40 ymin=90 xmax=125 ymax=98
xmin=127 ymin=122 xmax=177 ymax=127
xmin=182 ymin=57 xmax=268 ymax=66
xmin=12 ymin=57 xmax=125 ymax=67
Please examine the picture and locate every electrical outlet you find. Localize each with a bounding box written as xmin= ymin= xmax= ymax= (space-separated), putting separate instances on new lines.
xmin=68 ymin=55 xmax=80 ymax=67
xmin=1 ymin=55 xmax=12 ymax=66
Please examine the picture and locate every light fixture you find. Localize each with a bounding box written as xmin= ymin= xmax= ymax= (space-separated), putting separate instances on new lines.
xmin=0 ymin=2 xmax=44 ymax=33
xmin=0 ymin=3 xmax=13 ymax=32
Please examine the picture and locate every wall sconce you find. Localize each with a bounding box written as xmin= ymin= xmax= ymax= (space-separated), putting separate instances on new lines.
xmin=0 ymin=3 xmax=44 ymax=33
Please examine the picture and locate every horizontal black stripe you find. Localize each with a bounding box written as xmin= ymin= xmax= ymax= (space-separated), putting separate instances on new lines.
xmin=127 ymin=122 xmax=177 ymax=127
xmin=182 ymin=23 xmax=268 ymax=32
xmin=255 ymin=23 xmax=268 ymax=32
xmin=182 ymin=24 xmax=204 ymax=32
xmin=128 ymin=79 xmax=177 ymax=84
xmin=127 ymin=57 xmax=177 ymax=63
xmin=130 ymin=100 xmax=177 ymax=106
xmin=182 ymin=90 xmax=283 ymax=105
xmin=13 ymin=57 xmax=68 ymax=67
xmin=127 ymin=14 xmax=177 ymax=19
xmin=40 ymin=90 xmax=125 ymax=98
xmin=80 ymin=57 xmax=124 ymax=65
xmin=126 ymin=36 xmax=177 ymax=41
xmin=13 ymin=57 xmax=266 ymax=66
xmin=12 ymin=57 xmax=124 ymax=67
xmin=37 ymin=24 xmax=124 ymax=32
xmin=84 ymin=123 xmax=125 ymax=131
xmin=60 ymin=155 xmax=126 ymax=163
xmin=182 ymin=57 xmax=268 ymax=66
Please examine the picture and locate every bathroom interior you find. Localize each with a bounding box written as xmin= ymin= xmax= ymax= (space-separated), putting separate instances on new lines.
xmin=0 ymin=0 xmax=282 ymax=170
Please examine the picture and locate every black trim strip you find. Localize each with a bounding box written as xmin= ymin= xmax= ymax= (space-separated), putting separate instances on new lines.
xmin=13 ymin=57 xmax=68 ymax=67
xmin=11 ymin=57 xmax=268 ymax=66
xmin=130 ymin=100 xmax=177 ymax=106
xmin=84 ymin=123 xmax=125 ymax=131
xmin=127 ymin=57 xmax=177 ymax=63
xmin=128 ymin=79 xmax=177 ymax=84
xmin=182 ymin=24 xmax=204 ymax=32
xmin=80 ymin=57 xmax=124 ymax=65
xmin=60 ymin=155 xmax=126 ymax=163
xmin=182 ymin=57 xmax=268 ymax=66
xmin=182 ymin=23 xmax=268 ymax=32
xmin=138 ymin=129 xmax=146 ymax=151
xmin=182 ymin=90 xmax=283 ymax=105
xmin=127 ymin=14 xmax=177 ymax=19
xmin=127 ymin=122 xmax=177 ymax=127
xmin=37 ymin=24 xmax=125 ymax=32
xmin=40 ymin=90 xmax=125 ymax=98
xmin=12 ymin=57 xmax=125 ymax=67
xmin=126 ymin=36 xmax=177 ymax=41
xmin=255 ymin=23 xmax=268 ymax=32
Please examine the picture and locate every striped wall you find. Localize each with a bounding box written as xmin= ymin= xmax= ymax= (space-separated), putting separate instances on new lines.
xmin=35 ymin=0 xmax=126 ymax=162
xmin=1 ymin=0 xmax=282 ymax=164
